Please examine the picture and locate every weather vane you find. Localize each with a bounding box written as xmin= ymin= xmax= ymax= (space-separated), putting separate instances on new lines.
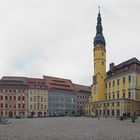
xmin=98 ymin=6 xmax=100 ymax=14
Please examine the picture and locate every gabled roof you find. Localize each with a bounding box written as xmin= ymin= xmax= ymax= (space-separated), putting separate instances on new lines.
xmin=113 ymin=57 xmax=140 ymax=69
xmin=26 ymin=77 xmax=45 ymax=84
xmin=107 ymin=57 xmax=140 ymax=78
xmin=0 ymin=76 xmax=27 ymax=89
xmin=1 ymin=76 xmax=27 ymax=85
xmin=73 ymin=84 xmax=91 ymax=94
xmin=43 ymin=76 xmax=76 ymax=93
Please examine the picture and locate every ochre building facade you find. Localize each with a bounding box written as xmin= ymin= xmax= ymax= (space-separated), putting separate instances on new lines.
xmin=84 ymin=10 xmax=140 ymax=117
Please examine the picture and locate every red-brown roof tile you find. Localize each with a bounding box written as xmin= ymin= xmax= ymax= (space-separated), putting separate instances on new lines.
xmin=73 ymin=84 xmax=91 ymax=93
xmin=107 ymin=57 xmax=140 ymax=78
xmin=1 ymin=76 xmax=27 ymax=84
xmin=43 ymin=76 xmax=76 ymax=93
xmin=26 ymin=77 xmax=47 ymax=89
xmin=0 ymin=76 xmax=27 ymax=88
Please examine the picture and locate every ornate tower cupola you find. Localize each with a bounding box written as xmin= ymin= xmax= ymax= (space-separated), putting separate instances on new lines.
xmin=94 ymin=7 xmax=106 ymax=47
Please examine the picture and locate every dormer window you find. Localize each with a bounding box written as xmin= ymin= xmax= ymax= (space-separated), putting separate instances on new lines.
xmin=125 ymin=66 xmax=128 ymax=71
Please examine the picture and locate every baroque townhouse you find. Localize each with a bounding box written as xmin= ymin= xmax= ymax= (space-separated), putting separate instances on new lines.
xmin=73 ymin=84 xmax=90 ymax=115
xmin=0 ymin=76 xmax=28 ymax=118
xmin=26 ymin=77 xmax=48 ymax=117
xmin=0 ymin=75 xmax=91 ymax=118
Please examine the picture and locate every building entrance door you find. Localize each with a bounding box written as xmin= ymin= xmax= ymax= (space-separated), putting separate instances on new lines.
xmin=38 ymin=112 xmax=42 ymax=117
xmin=9 ymin=111 xmax=13 ymax=118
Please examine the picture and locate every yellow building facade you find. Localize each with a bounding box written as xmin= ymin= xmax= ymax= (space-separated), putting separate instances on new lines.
xmin=28 ymin=89 xmax=48 ymax=117
xmin=27 ymin=78 xmax=48 ymax=117
xmin=84 ymin=9 xmax=140 ymax=117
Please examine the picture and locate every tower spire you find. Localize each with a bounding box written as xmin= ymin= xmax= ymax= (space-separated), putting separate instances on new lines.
xmin=92 ymin=7 xmax=106 ymax=103
xmin=93 ymin=7 xmax=106 ymax=46
xmin=98 ymin=6 xmax=100 ymax=14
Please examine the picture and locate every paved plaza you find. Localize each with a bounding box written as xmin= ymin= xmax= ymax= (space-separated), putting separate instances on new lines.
xmin=0 ymin=117 xmax=140 ymax=140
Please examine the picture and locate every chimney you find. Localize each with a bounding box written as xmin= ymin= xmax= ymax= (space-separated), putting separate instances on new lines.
xmin=110 ymin=63 xmax=115 ymax=71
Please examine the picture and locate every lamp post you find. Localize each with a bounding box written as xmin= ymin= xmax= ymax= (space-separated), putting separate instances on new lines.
xmin=97 ymin=104 xmax=101 ymax=119
xmin=132 ymin=99 xmax=136 ymax=122
xmin=37 ymin=94 xmax=40 ymax=117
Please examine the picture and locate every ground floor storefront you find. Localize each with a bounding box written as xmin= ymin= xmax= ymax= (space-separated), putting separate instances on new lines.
xmin=84 ymin=99 xmax=140 ymax=117
xmin=0 ymin=110 xmax=49 ymax=118
xmin=48 ymin=109 xmax=77 ymax=117
xmin=0 ymin=109 xmax=27 ymax=118
xmin=28 ymin=110 xmax=48 ymax=117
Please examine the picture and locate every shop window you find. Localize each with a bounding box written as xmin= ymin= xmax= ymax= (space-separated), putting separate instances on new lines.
xmin=117 ymin=94 xmax=119 ymax=99
xmin=1 ymin=103 xmax=3 ymax=108
xmin=117 ymin=79 xmax=119 ymax=86
xmin=5 ymin=104 xmax=8 ymax=108
xmin=22 ymin=96 xmax=25 ymax=101
xmin=128 ymin=75 xmax=131 ymax=83
xmin=113 ymin=94 xmax=115 ymax=99
xmin=109 ymin=82 xmax=111 ymax=88
xmin=1 ymin=96 xmax=3 ymax=100
xmin=18 ymin=104 xmax=20 ymax=108
xmin=128 ymin=92 xmax=131 ymax=98
xmin=23 ymin=104 xmax=25 ymax=108
xmin=5 ymin=96 xmax=8 ymax=100
xmin=123 ymin=92 xmax=125 ymax=98
xmin=123 ymin=77 xmax=125 ymax=84
xmin=14 ymin=96 xmax=16 ymax=100
xmin=113 ymin=81 xmax=115 ymax=87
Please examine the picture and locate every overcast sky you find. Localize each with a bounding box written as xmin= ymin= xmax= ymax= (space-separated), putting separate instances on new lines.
xmin=0 ymin=0 xmax=140 ymax=86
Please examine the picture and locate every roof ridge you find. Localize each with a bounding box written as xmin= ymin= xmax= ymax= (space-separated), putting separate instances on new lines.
xmin=43 ymin=75 xmax=71 ymax=81
xmin=114 ymin=57 xmax=140 ymax=68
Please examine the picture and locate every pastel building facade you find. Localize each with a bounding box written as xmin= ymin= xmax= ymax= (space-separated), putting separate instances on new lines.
xmin=0 ymin=77 xmax=28 ymax=118
xmin=105 ymin=59 xmax=140 ymax=117
xmin=26 ymin=78 xmax=48 ymax=117
xmin=0 ymin=75 xmax=90 ymax=118
xmin=44 ymin=76 xmax=77 ymax=116
xmin=73 ymin=84 xmax=91 ymax=115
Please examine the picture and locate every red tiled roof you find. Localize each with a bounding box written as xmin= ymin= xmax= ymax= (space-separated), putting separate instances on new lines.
xmin=0 ymin=76 xmax=27 ymax=89
xmin=1 ymin=76 xmax=27 ymax=84
xmin=73 ymin=84 xmax=91 ymax=93
xmin=26 ymin=77 xmax=45 ymax=84
xmin=26 ymin=77 xmax=47 ymax=89
xmin=107 ymin=57 xmax=140 ymax=78
xmin=112 ymin=57 xmax=140 ymax=70
xmin=43 ymin=76 xmax=76 ymax=93
xmin=0 ymin=76 xmax=91 ymax=93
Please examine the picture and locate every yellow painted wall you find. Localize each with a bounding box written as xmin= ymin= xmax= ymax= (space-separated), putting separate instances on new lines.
xmin=105 ymin=72 xmax=140 ymax=102
xmin=92 ymin=43 xmax=106 ymax=102
xmin=29 ymin=89 xmax=48 ymax=113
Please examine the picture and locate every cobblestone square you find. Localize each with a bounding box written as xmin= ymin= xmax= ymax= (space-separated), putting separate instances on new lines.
xmin=0 ymin=117 xmax=140 ymax=140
